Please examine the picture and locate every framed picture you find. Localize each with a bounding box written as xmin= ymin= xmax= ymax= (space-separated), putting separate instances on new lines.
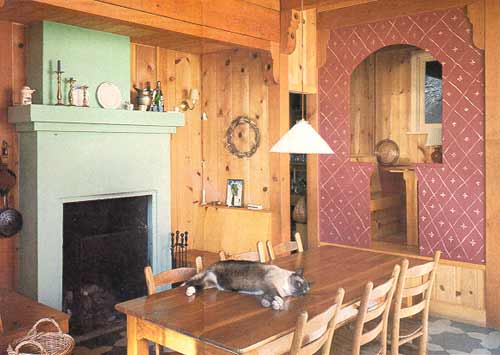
xmin=226 ymin=179 xmax=244 ymax=207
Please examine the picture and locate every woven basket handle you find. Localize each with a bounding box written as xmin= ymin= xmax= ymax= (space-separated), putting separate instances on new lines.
xmin=13 ymin=340 xmax=48 ymax=355
xmin=27 ymin=318 xmax=62 ymax=337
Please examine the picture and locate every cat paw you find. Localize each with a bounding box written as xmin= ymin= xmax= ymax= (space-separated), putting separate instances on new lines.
xmin=261 ymin=299 xmax=271 ymax=308
xmin=271 ymin=296 xmax=284 ymax=310
xmin=186 ymin=286 xmax=196 ymax=296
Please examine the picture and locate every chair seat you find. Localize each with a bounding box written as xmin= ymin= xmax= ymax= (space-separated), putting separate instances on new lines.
xmin=331 ymin=325 xmax=383 ymax=355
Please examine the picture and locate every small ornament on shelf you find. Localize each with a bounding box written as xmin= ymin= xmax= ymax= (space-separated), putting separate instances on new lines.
xmin=21 ymin=86 xmax=36 ymax=105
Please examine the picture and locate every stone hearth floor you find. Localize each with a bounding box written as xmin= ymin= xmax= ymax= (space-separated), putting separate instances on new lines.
xmin=73 ymin=317 xmax=500 ymax=354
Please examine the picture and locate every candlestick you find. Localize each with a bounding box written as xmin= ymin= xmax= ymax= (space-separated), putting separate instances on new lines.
xmin=68 ymin=77 xmax=76 ymax=106
xmin=55 ymin=69 xmax=65 ymax=106
xmin=81 ymin=85 xmax=89 ymax=107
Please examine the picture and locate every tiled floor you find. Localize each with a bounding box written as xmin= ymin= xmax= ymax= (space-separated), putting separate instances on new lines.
xmin=73 ymin=317 xmax=500 ymax=354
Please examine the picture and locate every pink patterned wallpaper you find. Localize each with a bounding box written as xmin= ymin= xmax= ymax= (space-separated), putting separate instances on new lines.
xmin=318 ymin=8 xmax=485 ymax=263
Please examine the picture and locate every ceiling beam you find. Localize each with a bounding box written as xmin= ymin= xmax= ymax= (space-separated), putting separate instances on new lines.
xmin=317 ymin=0 xmax=476 ymax=29
xmin=281 ymin=0 xmax=375 ymax=11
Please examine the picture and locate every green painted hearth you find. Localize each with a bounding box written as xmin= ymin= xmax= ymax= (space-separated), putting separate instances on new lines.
xmin=9 ymin=105 xmax=184 ymax=309
xmin=26 ymin=21 xmax=130 ymax=107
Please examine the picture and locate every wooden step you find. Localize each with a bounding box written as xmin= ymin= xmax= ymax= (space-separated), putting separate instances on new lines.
xmin=372 ymin=221 xmax=402 ymax=239
xmin=370 ymin=192 xmax=403 ymax=211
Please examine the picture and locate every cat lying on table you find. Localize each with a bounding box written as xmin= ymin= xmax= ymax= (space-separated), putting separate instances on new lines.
xmin=183 ymin=260 xmax=311 ymax=310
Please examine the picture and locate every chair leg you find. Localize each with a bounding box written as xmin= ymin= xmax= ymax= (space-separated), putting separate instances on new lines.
xmin=155 ymin=343 xmax=160 ymax=355
xmin=418 ymin=334 xmax=427 ymax=355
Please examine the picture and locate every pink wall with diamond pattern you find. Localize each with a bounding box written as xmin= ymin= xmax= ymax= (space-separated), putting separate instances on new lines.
xmin=318 ymin=8 xmax=485 ymax=263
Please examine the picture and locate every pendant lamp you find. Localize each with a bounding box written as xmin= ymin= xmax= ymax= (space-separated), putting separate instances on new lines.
xmin=270 ymin=0 xmax=334 ymax=155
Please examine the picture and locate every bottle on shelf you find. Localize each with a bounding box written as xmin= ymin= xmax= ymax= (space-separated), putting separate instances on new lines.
xmin=150 ymin=81 xmax=165 ymax=112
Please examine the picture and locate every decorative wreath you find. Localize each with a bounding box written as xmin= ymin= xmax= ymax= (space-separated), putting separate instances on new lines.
xmin=225 ymin=116 xmax=261 ymax=158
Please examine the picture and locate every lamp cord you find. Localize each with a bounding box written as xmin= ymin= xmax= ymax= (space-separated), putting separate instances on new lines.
xmin=301 ymin=0 xmax=305 ymax=122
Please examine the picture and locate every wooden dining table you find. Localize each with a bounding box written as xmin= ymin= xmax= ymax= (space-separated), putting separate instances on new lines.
xmin=116 ymin=245 xmax=421 ymax=355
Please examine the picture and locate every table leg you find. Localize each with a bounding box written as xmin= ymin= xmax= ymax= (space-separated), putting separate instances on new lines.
xmin=127 ymin=316 xmax=149 ymax=355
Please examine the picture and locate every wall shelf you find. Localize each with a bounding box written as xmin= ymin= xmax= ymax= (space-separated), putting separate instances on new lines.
xmin=8 ymin=105 xmax=185 ymax=133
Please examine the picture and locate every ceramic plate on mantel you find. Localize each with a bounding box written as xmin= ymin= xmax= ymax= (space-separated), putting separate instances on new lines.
xmin=97 ymin=82 xmax=122 ymax=109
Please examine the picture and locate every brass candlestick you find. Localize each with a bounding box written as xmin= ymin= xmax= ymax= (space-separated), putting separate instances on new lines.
xmin=81 ymin=85 xmax=89 ymax=107
xmin=67 ymin=78 xmax=76 ymax=106
xmin=55 ymin=70 xmax=64 ymax=106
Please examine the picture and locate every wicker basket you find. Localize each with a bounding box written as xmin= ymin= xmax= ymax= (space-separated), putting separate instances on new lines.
xmin=7 ymin=318 xmax=74 ymax=355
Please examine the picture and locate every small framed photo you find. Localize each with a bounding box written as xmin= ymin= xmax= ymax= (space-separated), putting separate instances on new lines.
xmin=226 ymin=179 xmax=244 ymax=207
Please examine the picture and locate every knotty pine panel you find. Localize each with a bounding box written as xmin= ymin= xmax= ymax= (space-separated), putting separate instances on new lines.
xmin=202 ymin=49 xmax=271 ymax=209
xmin=133 ymin=44 xmax=274 ymax=250
xmin=0 ymin=22 xmax=24 ymax=291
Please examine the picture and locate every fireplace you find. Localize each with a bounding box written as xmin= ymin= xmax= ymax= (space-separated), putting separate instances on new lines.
xmin=63 ymin=196 xmax=150 ymax=334
xmin=9 ymin=104 xmax=183 ymax=310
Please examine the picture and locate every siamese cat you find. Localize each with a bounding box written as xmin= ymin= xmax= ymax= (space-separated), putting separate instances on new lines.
xmin=183 ymin=260 xmax=310 ymax=310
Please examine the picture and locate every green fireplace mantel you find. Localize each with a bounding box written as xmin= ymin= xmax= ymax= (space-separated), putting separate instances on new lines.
xmin=8 ymin=105 xmax=185 ymax=133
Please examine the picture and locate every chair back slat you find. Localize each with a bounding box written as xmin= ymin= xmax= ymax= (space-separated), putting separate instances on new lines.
xmin=405 ymin=261 xmax=436 ymax=278
xmin=399 ymin=300 xmax=426 ymax=319
xmin=391 ymin=251 xmax=441 ymax=355
xmin=289 ymin=288 xmax=345 ymax=355
xmin=219 ymin=241 xmax=266 ymax=262
xmin=144 ymin=255 xmax=204 ymax=295
xmin=401 ymin=279 xmax=431 ymax=298
xmin=267 ymin=232 xmax=304 ymax=261
xmin=359 ymin=319 xmax=384 ymax=345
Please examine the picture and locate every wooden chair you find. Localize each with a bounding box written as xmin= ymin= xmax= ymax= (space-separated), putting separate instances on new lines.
xmin=144 ymin=256 xmax=203 ymax=355
xmin=256 ymin=288 xmax=345 ymax=354
xmin=144 ymin=256 xmax=203 ymax=295
xmin=266 ymin=232 xmax=304 ymax=261
xmin=218 ymin=241 xmax=266 ymax=262
xmin=390 ymin=251 xmax=441 ymax=355
xmin=332 ymin=264 xmax=400 ymax=355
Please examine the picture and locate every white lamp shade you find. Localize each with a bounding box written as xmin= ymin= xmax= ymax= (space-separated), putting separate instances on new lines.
xmin=270 ymin=119 xmax=334 ymax=154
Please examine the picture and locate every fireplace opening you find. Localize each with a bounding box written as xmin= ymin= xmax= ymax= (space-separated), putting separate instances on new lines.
xmin=63 ymin=195 xmax=150 ymax=335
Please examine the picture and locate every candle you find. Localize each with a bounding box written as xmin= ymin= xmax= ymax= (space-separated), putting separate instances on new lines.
xmin=57 ymin=60 xmax=61 ymax=72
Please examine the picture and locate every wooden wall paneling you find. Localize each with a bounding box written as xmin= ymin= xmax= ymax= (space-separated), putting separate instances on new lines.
xmin=0 ymin=22 xmax=23 ymax=291
xmin=349 ymin=55 xmax=375 ymax=157
xmin=131 ymin=44 xmax=157 ymax=105
xmin=269 ymin=53 xmax=291 ymax=246
xmin=466 ymin=0 xmax=485 ymax=50
xmin=485 ymin=0 xmax=500 ymax=329
xmin=306 ymin=94 xmax=319 ymax=249
xmin=431 ymin=263 xmax=486 ymax=326
xmin=248 ymin=52 xmax=271 ymax=208
xmin=229 ymin=50 xmax=251 ymax=196
xmin=170 ymin=51 xmax=202 ymax=235
xmin=215 ymin=51 xmax=234 ymax=205
xmin=288 ymin=9 xmax=318 ymax=94
xmin=374 ymin=47 xmax=412 ymax=162
xmin=200 ymin=54 xmax=219 ymax=203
